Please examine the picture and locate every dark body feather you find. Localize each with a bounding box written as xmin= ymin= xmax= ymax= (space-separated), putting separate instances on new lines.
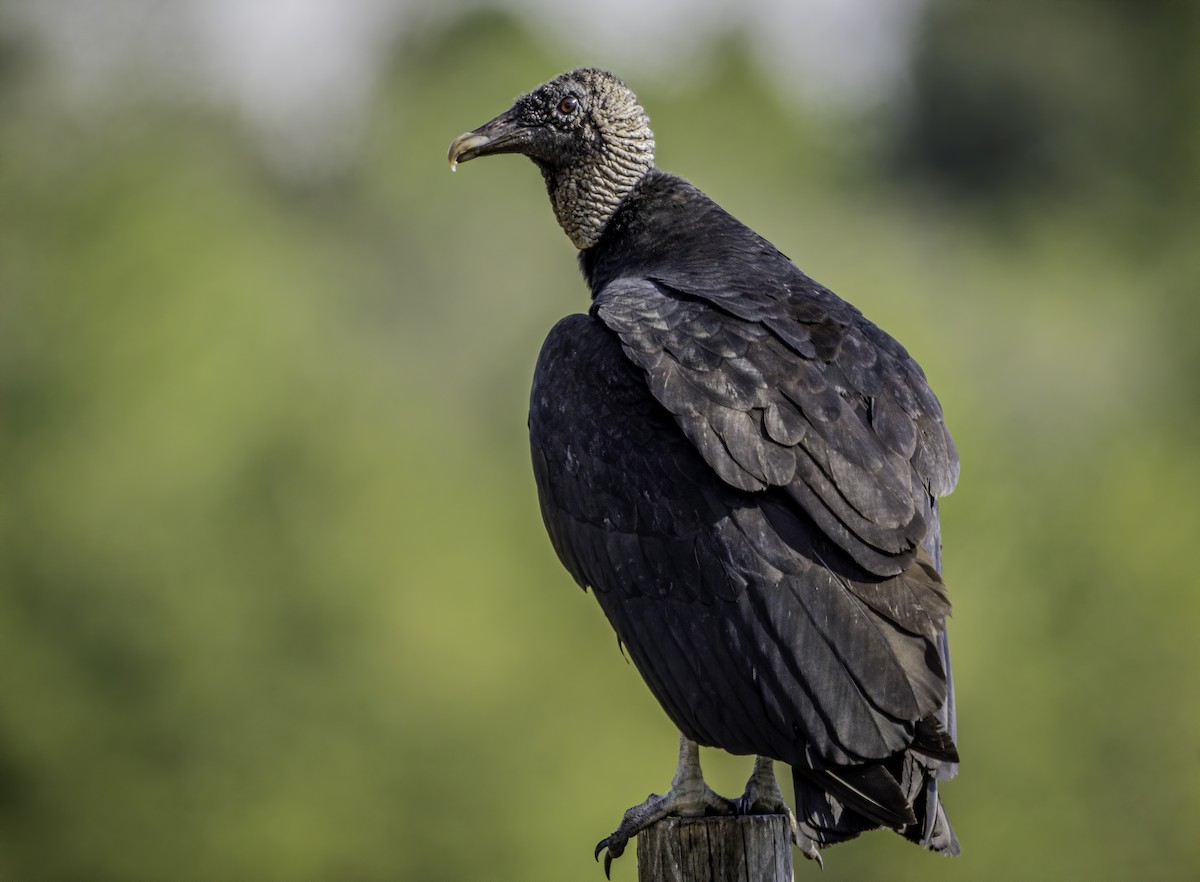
xmin=529 ymin=170 xmax=960 ymax=851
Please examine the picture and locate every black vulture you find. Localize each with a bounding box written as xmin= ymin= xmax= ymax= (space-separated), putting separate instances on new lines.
xmin=449 ymin=68 xmax=960 ymax=873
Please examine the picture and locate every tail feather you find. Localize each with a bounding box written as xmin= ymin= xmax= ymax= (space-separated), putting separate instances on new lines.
xmin=792 ymin=735 xmax=960 ymax=856
xmin=906 ymin=772 xmax=959 ymax=854
xmin=800 ymin=764 xmax=915 ymax=829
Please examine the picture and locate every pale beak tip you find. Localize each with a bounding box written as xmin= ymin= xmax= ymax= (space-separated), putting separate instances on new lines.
xmin=447 ymin=131 xmax=492 ymax=172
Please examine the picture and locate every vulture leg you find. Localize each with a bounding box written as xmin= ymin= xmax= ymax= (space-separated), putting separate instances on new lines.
xmin=736 ymin=756 xmax=820 ymax=865
xmin=594 ymin=732 xmax=735 ymax=877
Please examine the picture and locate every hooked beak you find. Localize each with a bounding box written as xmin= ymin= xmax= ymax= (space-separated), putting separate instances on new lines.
xmin=448 ymin=108 xmax=534 ymax=171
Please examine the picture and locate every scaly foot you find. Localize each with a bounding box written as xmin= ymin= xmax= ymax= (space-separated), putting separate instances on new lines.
xmin=736 ymin=756 xmax=822 ymax=867
xmin=594 ymin=734 xmax=735 ymax=877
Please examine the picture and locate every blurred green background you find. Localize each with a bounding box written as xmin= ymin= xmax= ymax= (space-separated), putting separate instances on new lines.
xmin=2 ymin=1 xmax=1198 ymax=880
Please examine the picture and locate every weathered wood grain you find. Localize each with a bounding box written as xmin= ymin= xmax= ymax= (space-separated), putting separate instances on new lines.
xmin=636 ymin=814 xmax=793 ymax=882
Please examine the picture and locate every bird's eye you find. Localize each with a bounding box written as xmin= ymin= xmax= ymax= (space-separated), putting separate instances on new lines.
xmin=558 ymin=95 xmax=579 ymax=115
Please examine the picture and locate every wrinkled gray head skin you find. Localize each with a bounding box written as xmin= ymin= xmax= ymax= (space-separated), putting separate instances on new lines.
xmin=449 ymin=68 xmax=656 ymax=249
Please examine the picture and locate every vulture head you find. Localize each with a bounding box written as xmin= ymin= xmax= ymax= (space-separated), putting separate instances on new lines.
xmin=449 ymin=68 xmax=656 ymax=249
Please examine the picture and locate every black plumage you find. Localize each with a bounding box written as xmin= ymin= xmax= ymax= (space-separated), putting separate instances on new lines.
xmin=450 ymin=68 xmax=960 ymax=863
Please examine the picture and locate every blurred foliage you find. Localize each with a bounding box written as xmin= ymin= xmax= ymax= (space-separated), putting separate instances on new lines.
xmin=898 ymin=0 xmax=1200 ymax=228
xmin=1 ymin=4 xmax=1199 ymax=881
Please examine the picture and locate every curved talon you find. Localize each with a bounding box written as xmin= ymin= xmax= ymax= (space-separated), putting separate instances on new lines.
xmin=797 ymin=837 xmax=825 ymax=869
xmin=595 ymin=836 xmax=626 ymax=879
xmin=595 ymin=836 xmax=625 ymax=879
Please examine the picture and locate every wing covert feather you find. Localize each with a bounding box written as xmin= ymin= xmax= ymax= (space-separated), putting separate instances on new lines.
xmin=594 ymin=277 xmax=957 ymax=576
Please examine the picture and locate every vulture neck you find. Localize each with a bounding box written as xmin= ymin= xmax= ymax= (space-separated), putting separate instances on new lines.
xmin=537 ymin=126 xmax=655 ymax=250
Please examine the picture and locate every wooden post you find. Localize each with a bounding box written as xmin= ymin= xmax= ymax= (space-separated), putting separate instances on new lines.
xmin=636 ymin=814 xmax=793 ymax=882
